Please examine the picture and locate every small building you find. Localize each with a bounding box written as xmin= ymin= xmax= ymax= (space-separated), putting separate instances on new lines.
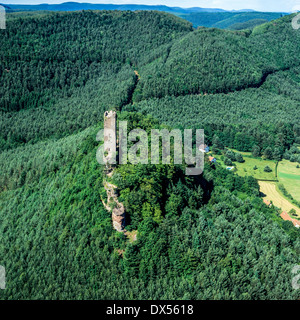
xmin=199 ymin=144 xmax=210 ymax=153
xmin=263 ymin=199 xmax=272 ymax=207
xmin=280 ymin=212 xmax=300 ymax=228
xmin=208 ymin=156 xmax=217 ymax=163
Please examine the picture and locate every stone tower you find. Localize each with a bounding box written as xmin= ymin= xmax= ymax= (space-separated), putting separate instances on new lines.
xmin=0 ymin=6 xmax=6 ymax=30
xmin=103 ymin=110 xmax=117 ymax=169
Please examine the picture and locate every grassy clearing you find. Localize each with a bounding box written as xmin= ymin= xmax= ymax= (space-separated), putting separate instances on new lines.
xmin=227 ymin=148 xmax=253 ymax=156
xmin=234 ymin=157 xmax=277 ymax=180
xmin=278 ymin=160 xmax=300 ymax=202
xmin=211 ymin=150 xmax=300 ymax=216
xmin=213 ymin=151 xmax=277 ymax=180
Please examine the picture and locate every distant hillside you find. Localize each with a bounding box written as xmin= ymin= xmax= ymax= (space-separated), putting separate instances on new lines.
xmin=133 ymin=14 xmax=300 ymax=101
xmin=1 ymin=10 xmax=299 ymax=149
xmin=229 ymin=19 xmax=268 ymax=30
xmin=5 ymin=2 xmax=227 ymax=13
xmin=0 ymin=4 xmax=11 ymax=10
xmin=5 ymin=2 xmax=288 ymax=30
xmin=6 ymin=2 xmax=261 ymax=14
xmin=176 ymin=12 xmax=287 ymax=29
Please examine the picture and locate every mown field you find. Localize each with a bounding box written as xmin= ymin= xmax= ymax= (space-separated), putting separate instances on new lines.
xmin=259 ymin=181 xmax=300 ymax=218
xmin=212 ymin=152 xmax=300 ymax=219
xmin=278 ymin=160 xmax=300 ymax=202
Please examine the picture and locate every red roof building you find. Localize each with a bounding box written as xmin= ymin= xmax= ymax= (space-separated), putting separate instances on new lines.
xmin=280 ymin=212 xmax=300 ymax=228
xmin=208 ymin=156 xmax=216 ymax=163
xmin=263 ymin=199 xmax=272 ymax=207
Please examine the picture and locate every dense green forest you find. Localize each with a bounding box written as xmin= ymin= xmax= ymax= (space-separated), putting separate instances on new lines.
xmin=135 ymin=15 xmax=300 ymax=100
xmin=0 ymin=111 xmax=299 ymax=299
xmin=0 ymin=10 xmax=300 ymax=300
xmin=0 ymin=10 xmax=191 ymax=149
xmin=176 ymin=12 xmax=285 ymax=29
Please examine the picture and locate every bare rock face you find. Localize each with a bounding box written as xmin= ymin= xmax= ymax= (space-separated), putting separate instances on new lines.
xmin=112 ymin=209 xmax=125 ymax=232
xmin=112 ymin=200 xmax=125 ymax=232
xmin=102 ymin=180 xmax=126 ymax=232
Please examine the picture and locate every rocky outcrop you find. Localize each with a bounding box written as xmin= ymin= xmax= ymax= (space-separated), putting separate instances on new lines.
xmin=102 ymin=180 xmax=125 ymax=232
xmin=101 ymin=110 xmax=126 ymax=232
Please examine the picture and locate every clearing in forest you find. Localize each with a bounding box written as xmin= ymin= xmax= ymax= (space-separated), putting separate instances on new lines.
xmin=214 ymin=150 xmax=277 ymax=180
xmin=259 ymin=181 xmax=300 ymax=219
xmin=233 ymin=157 xmax=277 ymax=180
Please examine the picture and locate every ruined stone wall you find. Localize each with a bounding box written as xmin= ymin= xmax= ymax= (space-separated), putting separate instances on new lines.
xmin=102 ymin=111 xmax=125 ymax=232
xmin=103 ymin=110 xmax=117 ymax=167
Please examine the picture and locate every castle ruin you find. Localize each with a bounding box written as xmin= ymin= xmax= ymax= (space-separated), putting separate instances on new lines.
xmin=102 ymin=111 xmax=125 ymax=232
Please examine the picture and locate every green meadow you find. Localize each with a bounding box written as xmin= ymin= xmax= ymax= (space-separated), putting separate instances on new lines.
xmin=213 ymin=151 xmax=277 ymax=180
xmin=213 ymin=152 xmax=300 ymax=206
xmin=278 ymin=160 xmax=300 ymax=202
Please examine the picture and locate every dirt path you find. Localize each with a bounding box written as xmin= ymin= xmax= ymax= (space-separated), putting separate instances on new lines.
xmin=259 ymin=181 xmax=300 ymax=218
xmin=134 ymin=70 xmax=140 ymax=79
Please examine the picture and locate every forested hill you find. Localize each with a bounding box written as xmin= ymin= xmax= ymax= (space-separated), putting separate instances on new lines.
xmin=0 ymin=10 xmax=193 ymax=150
xmin=175 ymin=12 xmax=287 ymax=29
xmin=0 ymin=10 xmax=300 ymax=300
xmin=3 ymin=2 xmax=244 ymax=13
xmin=136 ymin=14 xmax=300 ymax=99
xmin=4 ymin=3 xmax=288 ymax=31
xmin=1 ymin=11 xmax=300 ymax=151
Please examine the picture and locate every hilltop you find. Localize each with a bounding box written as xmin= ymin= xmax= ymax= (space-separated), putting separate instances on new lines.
xmin=4 ymin=2 xmax=288 ymax=30
xmin=0 ymin=10 xmax=299 ymax=300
